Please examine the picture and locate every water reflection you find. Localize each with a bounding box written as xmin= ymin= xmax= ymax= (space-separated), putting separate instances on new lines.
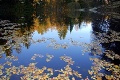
xmin=0 ymin=0 xmax=120 ymax=80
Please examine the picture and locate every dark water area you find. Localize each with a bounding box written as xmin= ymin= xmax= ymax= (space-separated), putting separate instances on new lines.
xmin=0 ymin=0 xmax=120 ymax=80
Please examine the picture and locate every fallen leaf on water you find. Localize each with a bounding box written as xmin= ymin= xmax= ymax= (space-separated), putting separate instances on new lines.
xmin=88 ymin=70 xmax=93 ymax=75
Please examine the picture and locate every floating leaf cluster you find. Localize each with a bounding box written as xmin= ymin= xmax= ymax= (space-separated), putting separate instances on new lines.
xmin=5 ymin=55 xmax=18 ymax=61
xmin=31 ymin=54 xmax=44 ymax=60
xmin=0 ymin=54 xmax=92 ymax=80
xmin=60 ymin=55 xmax=74 ymax=65
xmin=104 ymin=50 xmax=120 ymax=60
xmin=89 ymin=58 xmax=120 ymax=80
xmin=46 ymin=54 xmax=54 ymax=62
xmin=92 ymin=29 xmax=120 ymax=43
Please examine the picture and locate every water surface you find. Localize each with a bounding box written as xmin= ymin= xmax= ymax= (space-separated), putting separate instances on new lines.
xmin=0 ymin=0 xmax=120 ymax=80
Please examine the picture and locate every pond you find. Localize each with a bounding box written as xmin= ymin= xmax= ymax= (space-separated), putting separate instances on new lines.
xmin=0 ymin=0 xmax=120 ymax=80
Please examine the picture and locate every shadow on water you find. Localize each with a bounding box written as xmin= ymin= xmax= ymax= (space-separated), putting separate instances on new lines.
xmin=0 ymin=0 xmax=120 ymax=80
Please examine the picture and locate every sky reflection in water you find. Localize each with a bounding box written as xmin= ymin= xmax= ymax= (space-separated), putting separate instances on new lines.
xmin=21 ymin=21 xmax=93 ymax=78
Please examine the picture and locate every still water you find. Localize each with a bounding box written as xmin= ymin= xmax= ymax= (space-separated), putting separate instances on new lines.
xmin=0 ymin=0 xmax=120 ymax=80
